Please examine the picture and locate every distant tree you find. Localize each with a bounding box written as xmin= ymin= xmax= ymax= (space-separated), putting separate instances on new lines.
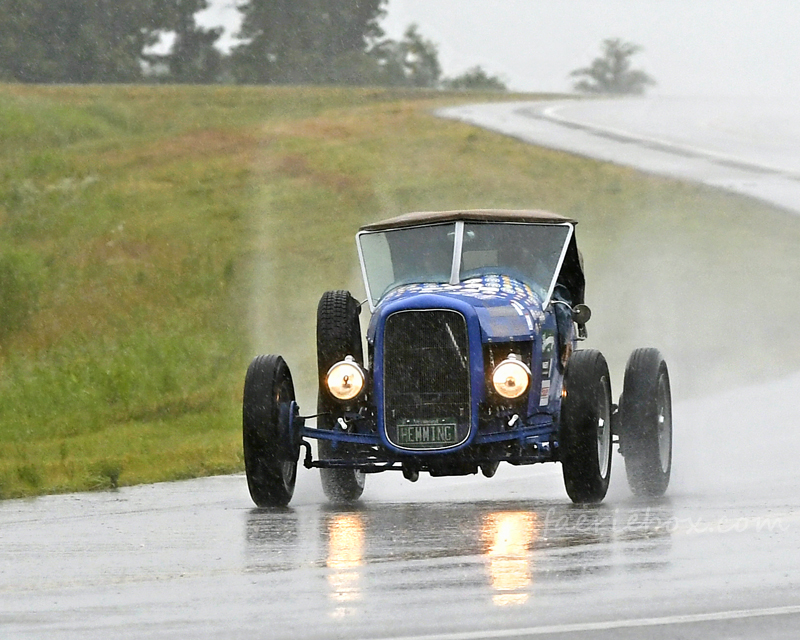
xmin=442 ymin=66 xmax=507 ymax=91
xmin=153 ymin=0 xmax=223 ymax=82
xmin=0 ymin=0 xmax=176 ymax=83
xmin=395 ymin=24 xmax=441 ymax=88
xmin=570 ymin=38 xmax=655 ymax=95
xmin=368 ymin=24 xmax=441 ymax=88
xmin=231 ymin=0 xmax=387 ymax=84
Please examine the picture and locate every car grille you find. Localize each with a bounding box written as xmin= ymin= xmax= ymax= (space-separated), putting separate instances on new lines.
xmin=383 ymin=310 xmax=471 ymax=450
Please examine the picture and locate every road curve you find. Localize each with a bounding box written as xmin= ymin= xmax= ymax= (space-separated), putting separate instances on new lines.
xmin=438 ymin=97 xmax=800 ymax=215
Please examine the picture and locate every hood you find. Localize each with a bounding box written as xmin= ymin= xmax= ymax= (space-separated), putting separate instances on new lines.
xmin=376 ymin=275 xmax=546 ymax=341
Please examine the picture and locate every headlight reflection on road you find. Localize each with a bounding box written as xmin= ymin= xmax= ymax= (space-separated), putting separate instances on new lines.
xmin=326 ymin=513 xmax=365 ymax=617
xmin=482 ymin=511 xmax=538 ymax=606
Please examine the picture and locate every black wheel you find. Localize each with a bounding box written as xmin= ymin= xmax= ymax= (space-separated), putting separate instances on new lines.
xmin=560 ymin=349 xmax=613 ymax=503
xmin=316 ymin=290 xmax=366 ymax=503
xmin=243 ymin=354 xmax=298 ymax=507
xmin=620 ymin=348 xmax=672 ymax=497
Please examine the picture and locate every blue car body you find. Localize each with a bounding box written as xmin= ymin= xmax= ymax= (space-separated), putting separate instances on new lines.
xmin=297 ymin=209 xmax=587 ymax=476
xmin=245 ymin=209 xmax=672 ymax=506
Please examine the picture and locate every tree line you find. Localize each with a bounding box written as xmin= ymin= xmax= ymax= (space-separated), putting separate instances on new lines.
xmin=0 ymin=0 xmax=506 ymax=89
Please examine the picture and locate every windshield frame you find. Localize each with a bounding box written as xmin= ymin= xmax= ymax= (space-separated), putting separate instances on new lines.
xmin=356 ymin=221 xmax=575 ymax=312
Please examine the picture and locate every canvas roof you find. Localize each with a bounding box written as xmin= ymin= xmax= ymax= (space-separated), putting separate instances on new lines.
xmin=359 ymin=209 xmax=576 ymax=232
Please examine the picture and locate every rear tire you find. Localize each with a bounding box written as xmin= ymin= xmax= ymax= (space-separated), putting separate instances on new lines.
xmin=620 ymin=348 xmax=672 ymax=497
xmin=243 ymin=355 xmax=298 ymax=508
xmin=317 ymin=290 xmax=366 ymax=503
xmin=560 ymin=349 xmax=613 ymax=503
xmin=317 ymin=438 xmax=366 ymax=502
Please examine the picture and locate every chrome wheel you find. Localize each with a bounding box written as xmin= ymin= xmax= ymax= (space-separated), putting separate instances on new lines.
xmin=597 ymin=376 xmax=611 ymax=480
xmin=657 ymin=373 xmax=672 ymax=474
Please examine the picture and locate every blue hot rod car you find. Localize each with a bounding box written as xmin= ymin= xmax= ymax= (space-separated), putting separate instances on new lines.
xmin=243 ymin=210 xmax=672 ymax=506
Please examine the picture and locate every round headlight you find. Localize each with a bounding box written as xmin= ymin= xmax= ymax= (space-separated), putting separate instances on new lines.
xmin=326 ymin=356 xmax=365 ymax=402
xmin=492 ymin=355 xmax=531 ymax=399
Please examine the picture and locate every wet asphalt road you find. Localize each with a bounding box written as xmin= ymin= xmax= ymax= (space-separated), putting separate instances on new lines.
xmin=438 ymin=97 xmax=800 ymax=216
xmin=3 ymin=443 xmax=800 ymax=640
xmin=4 ymin=374 xmax=800 ymax=640
xmin=4 ymin=99 xmax=800 ymax=639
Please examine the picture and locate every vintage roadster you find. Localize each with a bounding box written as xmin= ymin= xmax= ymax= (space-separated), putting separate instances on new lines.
xmin=243 ymin=210 xmax=672 ymax=506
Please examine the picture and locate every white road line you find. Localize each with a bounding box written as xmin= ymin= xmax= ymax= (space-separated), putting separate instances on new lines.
xmin=534 ymin=102 xmax=796 ymax=178
xmin=374 ymin=604 xmax=800 ymax=640
xmin=437 ymin=100 xmax=800 ymax=214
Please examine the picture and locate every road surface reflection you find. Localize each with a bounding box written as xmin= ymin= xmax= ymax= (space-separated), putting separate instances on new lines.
xmin=326 ymin=513 xmax=365 ymax=617
xmin=482 ymin=511 xmax=537 ymax=606
xmin=245 ymin=499 xmax=674 ymax=612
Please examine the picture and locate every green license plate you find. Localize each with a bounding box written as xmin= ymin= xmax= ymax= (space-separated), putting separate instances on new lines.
xmin=397 ymin=420 xmax=458 ymax=447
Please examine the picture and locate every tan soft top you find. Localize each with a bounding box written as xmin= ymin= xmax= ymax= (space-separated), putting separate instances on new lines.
xmin=359 ymin=209 xmax=576 ymax=232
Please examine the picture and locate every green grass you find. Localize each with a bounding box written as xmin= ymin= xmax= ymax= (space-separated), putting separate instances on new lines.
xmin=1 ymin=84 xmax=799 ymax=499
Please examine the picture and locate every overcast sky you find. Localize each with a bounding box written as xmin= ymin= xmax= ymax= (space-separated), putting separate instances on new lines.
xmin=199 ymin=1 xmax=800 ymax=97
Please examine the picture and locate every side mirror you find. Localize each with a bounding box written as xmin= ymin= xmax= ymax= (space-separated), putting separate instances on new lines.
xmin=572 ymin=304 xmax=592 ymax=325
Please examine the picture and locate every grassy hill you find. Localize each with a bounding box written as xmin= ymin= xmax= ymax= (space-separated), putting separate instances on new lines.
xmin=1 ymin=84 xmax=799 ymax=499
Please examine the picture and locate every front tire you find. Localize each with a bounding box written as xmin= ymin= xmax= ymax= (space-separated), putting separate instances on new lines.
xmin=620 ymin=348 xmax=672 ymax=497
xmin=317 ymin=290 xmax=366 ymax=503
xmin=560 ymin=349 xmax=613 ymax=503
xmin=243 ymin=355 xmax=298 ymax=508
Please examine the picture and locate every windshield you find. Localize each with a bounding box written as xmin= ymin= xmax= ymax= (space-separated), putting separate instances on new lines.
xmin=460 ymin=223 xmax=572 ymax=299
xmin=357 ymin=221 xmax=573 ymax=308
xmin=357 ymin=223 xmax=455 ymax=306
